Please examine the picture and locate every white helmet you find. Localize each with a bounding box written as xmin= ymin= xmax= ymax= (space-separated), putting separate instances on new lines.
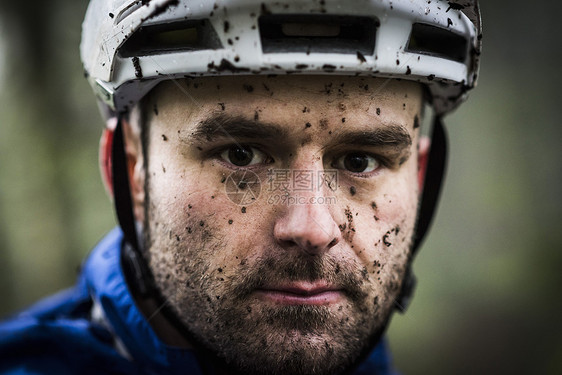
xmin=81 ymin=0 xmax=481 ymax=118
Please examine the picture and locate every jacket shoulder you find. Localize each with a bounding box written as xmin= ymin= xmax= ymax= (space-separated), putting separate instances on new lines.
xmin=0 ymin=314 xmax=140 ymax=374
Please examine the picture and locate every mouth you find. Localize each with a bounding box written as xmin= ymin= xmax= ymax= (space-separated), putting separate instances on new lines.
xmin=255 ymin=281 xmax=344 ymax=305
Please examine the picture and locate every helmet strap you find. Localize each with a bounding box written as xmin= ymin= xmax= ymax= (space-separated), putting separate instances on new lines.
xmin=112 ymin=116 xmax=154 ymax=297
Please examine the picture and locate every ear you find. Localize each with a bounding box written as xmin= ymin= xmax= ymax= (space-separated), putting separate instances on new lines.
xmin=98 ymin=117 xmax=145 ymax=223
xmin=121 ymin=117 xmax=146 ymax=224
xmin=418 ymin=135 xmax=431 ymax=192
xmin=99 ymin=117 xmax=117 ymax=197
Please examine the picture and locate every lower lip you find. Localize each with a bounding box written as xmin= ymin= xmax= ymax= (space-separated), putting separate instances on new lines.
xmin=255 ymin=290 xmax=343 ymax=305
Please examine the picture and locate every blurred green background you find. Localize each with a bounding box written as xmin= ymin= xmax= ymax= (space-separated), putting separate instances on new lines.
xmin=0 ymin=1 xmax=560 ymax=374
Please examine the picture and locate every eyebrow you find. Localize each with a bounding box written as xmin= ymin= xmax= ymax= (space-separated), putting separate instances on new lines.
xmin=328 ymin=125 xmax=412 ymax=150
xmin=190 ymin=113 xmax=288 ymax=143
xmin=190 ymin=113 xmax=412 ymax=153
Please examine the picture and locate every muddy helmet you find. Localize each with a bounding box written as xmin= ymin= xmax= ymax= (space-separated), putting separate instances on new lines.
xmin=81 ymin=0 xmax=481 ymax=118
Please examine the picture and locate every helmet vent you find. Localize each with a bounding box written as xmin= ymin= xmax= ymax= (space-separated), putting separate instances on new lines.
xmin=406 ymin=23 xmax=468 ymax=63
xmin=259 ymin=15 xmax=378 ymax=55
xmin=119 ymin=19 xmax=223 ymax=57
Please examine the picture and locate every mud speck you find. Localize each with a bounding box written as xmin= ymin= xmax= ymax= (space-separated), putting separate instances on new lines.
xmin=376 ymin=108 xmax=381 ymax=116
xmin=132 ymin=57 xmax=143 ymax=78
xmin=344 ymin=207 xmax=355 ymax=233
xmin=383 ymin=231 xmax=392 ymax=247
xmin=350 ymin=186 xmax=356 ymax=196
xmin=241 ymin=206 xmax=246 ymax=213
xmin=228 ymin=219 xmax=233 ymax=224
xmin=356 ymin=51 xmax=367 ymax=63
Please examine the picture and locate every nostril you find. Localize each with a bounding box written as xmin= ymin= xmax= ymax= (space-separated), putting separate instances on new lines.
xmin=277 ymin=238 xmax=296 ymax=248
xmin=328 ymin=238 xmax=338 ymax=248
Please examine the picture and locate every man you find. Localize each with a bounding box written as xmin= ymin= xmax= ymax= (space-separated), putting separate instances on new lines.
xmin=0 ymin=1 xmax=481 ymax=374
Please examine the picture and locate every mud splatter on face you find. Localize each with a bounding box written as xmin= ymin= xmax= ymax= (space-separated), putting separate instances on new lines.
xmin=344 ymin=207 xmax=356 ymax=237
xmin=382 ymin=232 xmax=392 ymax=247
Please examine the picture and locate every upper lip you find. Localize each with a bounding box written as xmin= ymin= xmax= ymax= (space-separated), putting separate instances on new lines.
xmin=259 ymin=281 xmax=341 ymax=296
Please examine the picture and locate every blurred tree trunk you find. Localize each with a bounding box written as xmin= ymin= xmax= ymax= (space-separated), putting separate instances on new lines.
xmin=0 ymin=0 xmax=87 ymax=314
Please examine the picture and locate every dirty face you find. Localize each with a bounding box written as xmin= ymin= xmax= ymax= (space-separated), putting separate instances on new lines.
xmin=130 ymin=76 xmax=424 ymax=375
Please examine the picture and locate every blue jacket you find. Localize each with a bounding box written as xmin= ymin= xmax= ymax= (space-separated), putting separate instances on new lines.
xmin=0 ymin=228 xmax=397 ymax=374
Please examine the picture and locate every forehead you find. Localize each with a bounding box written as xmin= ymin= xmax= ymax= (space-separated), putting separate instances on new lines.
xmin=147 ymin=75 xmax=423 ymax=133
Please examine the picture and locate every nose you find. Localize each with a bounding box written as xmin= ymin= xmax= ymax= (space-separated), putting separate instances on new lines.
xmin=273 ymin=191 xmax=341 ymax=256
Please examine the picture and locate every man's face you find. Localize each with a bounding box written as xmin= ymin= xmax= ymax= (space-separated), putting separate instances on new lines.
xmin=132 ymin=76 xmax=423 ymax=375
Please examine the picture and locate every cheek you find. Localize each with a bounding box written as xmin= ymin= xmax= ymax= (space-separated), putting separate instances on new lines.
xmin=147 ymin=149 xmax=272 ymax=267
xmin=348 ymin=168 xmax=418 ymax=292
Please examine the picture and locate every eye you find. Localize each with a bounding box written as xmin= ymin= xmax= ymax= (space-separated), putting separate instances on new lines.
xmin=219 ymin=145 xmax=269 ymax=167
xmin=334 ymin=152 xmax=380 ymax=173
